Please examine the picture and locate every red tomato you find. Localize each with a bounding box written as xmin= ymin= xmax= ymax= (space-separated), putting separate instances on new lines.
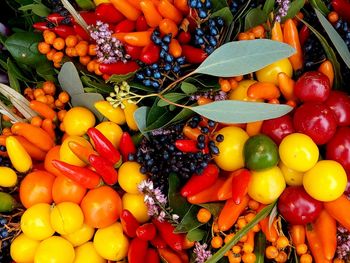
xmin=52 ymin=175 xmax=87 ymax=204
xmin=326 ymin=127 xmax=350 ymax=174
xmin=325 ymin=91 xmax=350 ymax=126
xmin=261 ymin=114 xmax=294 ymax=145
xmin=44 ymin=146 xmax=63 ymax=176
xmin=80 ymin=186 xmax=122 ymax=228
xmin=19 ymin=170 xmax=55 ymax=208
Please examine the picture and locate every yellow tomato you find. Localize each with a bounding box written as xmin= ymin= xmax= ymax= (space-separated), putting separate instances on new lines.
xmin=279 ymin=133 xmax=319 ymax=172
xmin=303 ymin=160 xmax=347 ymax=202
xmin=279 ymin=161 xmax=304 ymax=186
xmin=60 ymin=135 xmax=93 ymax=166
xmin=34 ymin=236 xmax=75 ymax=263
xmin=95 ymin=121 xmax=123 ymax=148
xmin=229 ymin=80 xmax=262 ymax=102
xmin=20 ymin=203 xmax=55 ymax=241
xmin=93 ymin=222 xmax=129 ymax=261
xmin=94 ymin=100 xmax=126 ymax=125
xmin=6 ymin=136 xmax=32 ymax=173
xmin=256 ymin=58 xmax=293 ymax=85
xmin=123 ymin=101 xmax=139 ymax=131
xmin=214 ymin=127 xmax=249 ymax=171
xmin=50 ymin=202 xmax=84 ymax=235
xmin=63 ymin=223 xmax=95 ymax=247
xmin=74 ymin=242 xmax=106 ymax=263
xmin=63 ymin=107 xmax=96 ymax=136
xmin=122 ymin=193 xmax=150 ymax=223
xmin=0 ymin=167 xmax=18 ymax=187
xmin=10 ymin=233 xmax=40 ymax=263
xmin=248 ymin=166 xmax=286 ymax=204
xmin=118 ymin=162 xmax=147 ymax=194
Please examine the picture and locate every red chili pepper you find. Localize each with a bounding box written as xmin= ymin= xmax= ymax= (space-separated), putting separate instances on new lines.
xmin=51 ymin=160 xmax=102 ymax=189
xmin=87 ymin=127 xmax=122 ymax=167
xmin=33 ymin=22 xmax=49 ymax=31
xmin=331 ymin=0 xmax=350 ymax=24
xmin=299 ymin=25 xmax=310 ymax=49
xmin=99 ymin=61 xmax=140 ymax=75
xmin=53 ymin=25 xmax=76 ymax=38
xmin=150 ymin=234 xmax=167 ymax=248
xmin=95 ymin=3 xmax=125 ymax=24
xmin=136 ymin=223 xmax=157 ymax=241
xmin=88 ymin=154 xmax=118 ymax=185
xmin=128 ymin=237 xmax=148 ymax=263
xmin=140 ymin=42 xmax=160 ymax=64
xmin=68 ymin=141 xmax=98 ymax=164
xmin=47 ymin=13 xmax=67 ymax=24
xmin=175 ymin=139 xmax=198 ymax=153
xmin=125 ymin=44 xmax=142 ymax=60
xmin=180 ymin=164 xmax=219 ymax=197
xmin=136 ymin=15 xmax=149 ymax=31
xmin=146 ymin=248 xmax=160 ymax=263
xmin=231 ymin=169 xmax=251 ymax=205
xmin=119 ymin=132 xmax=137 ymax=161
xmin=157 ymin=248 xmax=182 ymax=263
xmin=120 ymin=209 xmax=140 ymax=237
xmin=79 ymin=11 xmax=97 ymax=25
xmin=177 ymin=31 xmax=191 ymax=44
xmin=152 ymin=219 xmax=184 ymax=252
xmin=181 ymin=45 xmax=208 ymax=64
xmin=73 ymin=23 xmax=90 ymax=40
xmin=115 ymin=19 xmax=136 ymax=33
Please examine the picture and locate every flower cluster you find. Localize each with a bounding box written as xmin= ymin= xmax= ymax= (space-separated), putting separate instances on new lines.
xmin=337 ymin=225 xmax=350 ymax=260
xmin=275 ymin=0 xmax=290 ymax=23
xmin=190 ymin=90 xmax=228 ymax=101
xmin=193 ymin=242 xmax=212 ymax=263
xmin=88 ymin=21 xmax=130 ymax=64
xmin=107 ymin=81 xmax=138 ymax=109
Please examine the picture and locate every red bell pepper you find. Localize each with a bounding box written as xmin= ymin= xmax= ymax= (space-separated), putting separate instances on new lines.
xmin=299 ymin=25 xmax=310 ymax=49
xmin=140 ymin=42 xmax=160 ymax=64
xmin=95 ymin=3 xmax=125 ymax=24
xmin=177 ymin=31 xmax=191 ymax=44
xmin=125 ymin=44 xmax=142 ymax=60
xmin=231 ymin=169 xmax=251 ymax=205
xmin=68 ymin=141 xmax=98 ymax=164
xmin=47 ymin=13 xmax=67 ymax=24
xmin=88 ymin=154 xmax=118 ymax=185
xmin=73 ymin=23 xmax=90 ymax=40
xmin=51 ymin=160 xmax=102 ymax=189
xmin=175 ymin=139 xmax=198 ymax=153
xmin=150 ymin=234 xmax=167 ymax=248
xmin=128 ymin=237 xmax=148 ymax=263
xmin=53 ymin=25 xmax=76 ymax=38
xmin=152 ymin=219 xmax=184 ymax=252
xmin=136 ymin=15 xmax=149 ymax=31
xmin=115 ymin=19 xmax=136 ymax=33
xmin=181 ymin=45 xmax=208 ymax=64
xmin=331 ymin=0 xmax=350 ymax=23
xmin=87 ymin=127 xmax=122 ymax=167
xmin=180 ymin=164 xmax=219 ymax=197
xmin=119 ymin=132 xmax=137 ymax=161
xmin=120 ymin=209 xmax=140 ymax=237
xmin=146 ymin=248 xmax=160 ymax=263
xmin=99 ymin=61 xmax=140 ymax=75
xmin=136 ymin=223 xmax=157 ymax=241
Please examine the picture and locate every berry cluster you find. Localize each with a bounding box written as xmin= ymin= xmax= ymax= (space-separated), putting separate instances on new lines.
xmin=136 ymin=30 xmax=186 ymax=91
xmin=194 ymin=17 xmax=225 ymax=54
xmin=47 ymin=0 xmax=73 ymax=28
xmin=0 ymin=217 xmax=13 ymax=263
xmin=190 ymin=89 xmax=228 ymax=101
xmin=230 ymin=0 xmax=262 ymax=14
xmin=0 ymin=146 xmax=11 ymax=168
xmin=189 ymin=0 xmax=212 ymax=19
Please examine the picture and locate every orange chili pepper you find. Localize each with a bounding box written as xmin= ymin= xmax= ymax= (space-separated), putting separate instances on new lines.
xmin=41 ymin=119 xmax=56 ymax=141
xmin=218 ymin=195 xmax=249 ymax=231
xmin=110 ymin=0 xmax=141 ymax=21
xmin=197 ymin=97 xmax=213 ymax=105
xmin=247 ymin=82 xmax=281 ymax=100
xmin=127 ymin=0 xmax=143 ymax=10
xmin=277 ymin=72 xmax=296 ymax=101
xmin=290 ymin=225 xmax=305 ymax=246
xmin=30 ymin=100 xmax=57 ymax=121
xmin=305 ymin=223 xmax=332 ymax=263
xmin=114 ymin=31 xmax=152 ymax=46
xmin=140 ymin=0 xmax=163 ymax=27
xmin=13 ymin=135 xmax=47 ymax=161
xmin=243 ymin=230 xmax=255 ymax=253
xmin=258 ymin=205 xmax=279 ymax=243
xmin=187 ymin=178 xmax=225 ymax=204
xmin=246 ymin=121 xmax=263 ymax=137
xmin=271 ymin=21 xmax=284 ymax=42
xmin=157 ymin=248 xmax=182 ymax=263
xmin=283 ymin=19 xmax=303 ymax=71
xmin=183 ymin=126 xmax=201 ymax=140
xmin=315 ymin=210 xmax=337 ymax=261
xmin=318 ymin=60 xmax=334 ymax=88
xmin=169 ymin=39 xmax=182 ymax=58
xmin=159 ymin=18 xmax=179 ymax=37
xmin=157 ymin=0 xmax=183 ymax=24
xmin=324 ymin=195 xmax=350 ymax=231
xmin=174 ymin=0 xmax=189 ymax=14
xmin=11 ymin=122 xmax=54 ymax=152
xmin=217 ymin=172 xmax=234 ymax=200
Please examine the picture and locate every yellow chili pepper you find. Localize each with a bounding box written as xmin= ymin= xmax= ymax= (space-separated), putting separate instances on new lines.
xmin=318 ymin=60 xmax=334 ymax=88
xmin=0 ymin=167 xmax=18 ymax=187
xmin=94 ymin=0 xmax=110 ymax=5
xmin=6 ymin=136 xmax=32 ymax=173
xmin=271 ymin=22 xmax=284 ymax=42
xmin=94 ymin=100 xmax=126 ymax=125
xmin=123 ymin=100 xmax=139 ymax=131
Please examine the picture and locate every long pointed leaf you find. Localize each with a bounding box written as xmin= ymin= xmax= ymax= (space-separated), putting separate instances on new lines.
xmin=58 ymin=62 xmax=85 ymax=95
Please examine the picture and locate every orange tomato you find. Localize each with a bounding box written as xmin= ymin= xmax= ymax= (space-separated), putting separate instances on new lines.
xmin=52 ymin=175 xmax=87 ymax=205
xmin=44 ymin=146 xmax=63 ymax=177
xmin=19 ymin=170 xmax=55 ymax=209
xmin=80 ymin=186 xmax=122 ymax=228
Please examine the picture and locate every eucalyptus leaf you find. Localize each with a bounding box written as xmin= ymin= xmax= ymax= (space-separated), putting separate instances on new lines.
xmin=71 ymin=93 xmax=105 ymax=120
xmin=174 ymin=206 xmax=202 ymax=233
xmin=315 ymin=9 xmax=350 ymax=69
xmin=186 ymin=228 xmax=206 ymax=242
xmin=198 ymin=203 xmax=224 ymax=218
xmin=310 ymin=0 xmax=329 ymax=16
xmin=211 ymin=7 xmax=234 ymax=26
xmin=263 ymin=0 xmax=275 ymax=14
xmin=193 ymin=39 xmax=295 ymax=77
xmin=191 ymin=100 xmax=293 ymax=123
xmin=133 ymin=106 xmax=150 ymax=139
xmin=158 ymin=93 xmax=188 ymax=107
xmin=244 ymin=8 xmax=268 ymax=31
xmin=268 ymin=204 xmax=278 ymax=229
xmin=181 ymin=82 xmax=198 ymax=95
xmin=282 ymin=0 xmax=305 ymax=22
xmin=107 ymin=71 xmax=136 ymax=84
xmin=168 ymin=173 xmax=191 ymax=218
xmin=58 ymin=62 xmax=85 ymax=95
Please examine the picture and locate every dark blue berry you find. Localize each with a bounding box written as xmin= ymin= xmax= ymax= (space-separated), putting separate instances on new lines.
xmin=190 ymin=0 xmax=197 ymax=8
xmin=197 ymin=134 xmax=205 ymax=143
xmin=143 ymin=79 xmax=152 ymax=86
xmin=151 ymin=63 xmax=158 ymax=70
xmin=164 ymin=63 xmax=172 ymax=71
xmin=209 ymin=145 xmax=220 ymax=155
xmin=153 ymin=71 xmax=161 ymax=79
xmin=0 ymin=146 xmax=6 ymax=152
xmin=0 ymin=218 xmax=7 ymax=226
xmin=136 ymin=73 xmax=145 ymax=80
xmin=163 ymin=35 xmax=171 ymax=44
xmin=198 ymin=9 xmax=207 ymax=18
xmin=201 ymin=127 xmax=209 ymax=134
xmin=173 ymin=65 xmax=181 ymax=73
xmin=176 ymin=57 xmax=186 ymax=64
xmin=195 ymin=28 xmax=204 ymax=36
xmin=165 ymin=54 xmax=174 ymax=63
xmin=216 ymin=134 xmax=224 ymax=142
xmin=128 ymin=154 xmax=135 ymax=161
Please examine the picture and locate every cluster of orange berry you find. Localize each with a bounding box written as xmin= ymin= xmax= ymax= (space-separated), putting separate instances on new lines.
xmin=237 ymin=25 xmax=266 ymax=41
xmin=219 ymin=75 xmax=243 ymax=93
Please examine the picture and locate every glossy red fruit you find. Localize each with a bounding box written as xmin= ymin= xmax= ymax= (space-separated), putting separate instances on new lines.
xmin=95 ymin=3 xmax=125 ymax=24
xmin=293 ymin=102 xmax=337 ymax=145
xmin=326 ymin=127 xmax=350 ymax=174
xmin=294 ymin=71 xmax=331 ymax=102
xmin=261 ymin=114 xmax=294 ymax=145
xmin=325 ymin=91 xmax=350 ymax=126
xmin=136 ymin=223 xmax=157 ymax=241
xmin=136 ymin=15 xmax=149 ymax=31
xmin=278 ymin=186 xmax=323 ymax=225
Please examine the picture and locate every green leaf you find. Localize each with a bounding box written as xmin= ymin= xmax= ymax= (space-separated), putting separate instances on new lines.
xmin=71 ymin=93 xmax=105 ymax=121
xmin=5 ymin=32 xmax=46 ymax=66
xmin=163 ymin=107 xmax=194 ymax=128
xmin=191 ymin=100 xmax=293 ymax=123
xmin=198 ymin=203 xmax=224 ymax=218
xmin=211 ymin=0 xmax=228 ymax=12
xmin=174 ymin=206 xmax=202 ymax=233
xmin=75 ymin=0 xmax=95 ymax=10
xmin=282 ymin=0 xmax=305 ymax=22
xmin=310 ymin=0 xmax=329 ymax=16
xmin=7 ymin=58 xmax=30 ymax=82
xmin=181 ymin=82 xmax=198 ymax=95
xmin=58 ymin=62 xmax=85 ymax=95
xmin=206 ymin=202 xmax=276 ymax=263
xmin=133 ymin=106 xmax=150 ymax=139
xmin=315 ymin=9 xmax=350 ymax=69
xmin=147 ymin=98 xmax=167 ymax=125
xmin=158 ymin=93 xmax=188 ymax=107
xmin=144 ymin=111 xmax=173 ymax=131
xmin=36 ymin=61 xmax=55 ymax=81
xmin=107 ymin=71 xmax=136 ymax=84
xmin=244 ymin=8 xmax=268 ymax=31
xmin=19 ymin=3 xmax=50 ymax=17
xmin=186 ymin=228 xmax=206 ymax=242
xmin=194 ymin=39 xmax=295 ymax=77
xmin=129 ymin=82 xmax=154 ymax=92
xmin=263 ymin=0 xmax=275 ymax=14
xmin=211 ymin=7 xmax=234 ymax=26
xmin=168 ymin=174 xmax=192 ymax=218
xmin=8 ymin=70 xmax=20 ymax=93
xmin=254 ymin=231 xmax=266 ymax=263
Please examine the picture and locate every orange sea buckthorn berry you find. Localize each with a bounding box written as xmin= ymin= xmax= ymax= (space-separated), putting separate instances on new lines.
xmin=52 ymin=51 xmax=64 ymax=63
xmin=328 ymin=11 xmax=339 ymax=23
xmin=300 ymin=254 xmax=313 ymax=263
xmin=237 ymin=218 xmax=247 ymax=229
xmin=248 ymin=200 xmax=259 ymax=211
xmin=88 ymin=44 xmax=97 ymax=56
xmin=296 ymin=243 xmax=308 ymax=255
xmin=79 ymin=55 xmax=91 ymax=66
xmin=2 ymin=127 xmax=12 ymax=136
xmin=42 ymin=81 xmax=56 ymax=95
xmin=183 ymin=238 xmax=195 ymax=249
xmin=30 ymin=116 xmax=43 ymax=127
xmin=46 ymin=95 xmax=55 ymax=105
xmin=276 ymin=236 xmax=289 ymax=249
xmin=57 ymin=110 xmax=67 ymax=122
xmin=53 ymin=37 xmax=65 ymax=50
xmin=211 ymin=236 xmax=223 ymax=249
xmin=76 ymin=41 xmax=89 ymax=57
xmin=65 ymin=35 xmax=78 ymax=47
xmin=58 ymin=91 xmax=70 ymax=104
xmin=242 ymin=252 xmax=256 ymax=263
xmin=36 ymin=95 xmax=49 ymax=104
xmin=248 ymin=32 xmax=255 ymax=40
xmin=275 ymin=251 xmax=288 ymax=262
xmin=224 ymin=233 xmax=235 ymax=244
xmin=252 ymin=224 xmax=261 ymax=232
xmin=197 ymin=208 xmax=211 ymax=223
xmin=2 ymin=115 xmax=11 ymax=122
xmin=33 ymin=88 xmax=45 ymax=99
xmin=232 ymin=245 xmax=241 ymax=254
xmin=95 ymin=66 xmax=103 ymax=76
xmin=87 ymin=60 xmax=97 ymax=72
xmin=212 ymin=220 xmax=219 ymax=233
xmin=46 ymin=49 xmax=56 ymax=61
xmin=238 ymin=32 xmax=249 ymax=40
xmin=235 ymin=75 xmax=243 ymax=82
xmin=53 ymin=62 xmax=61 ymax=68
xmin=102 ymin=74 xmax=110 ymax=81
xmin=333 ymin=259 xmax=345 ymax=263
xmin=220 ymin=79 xmax=231 ymax=92
xmin=252 ymin=25 xmax=265 ymax=38
xmin=228 ymin=78 xmax=239 ymax=90
xmin=55 ymin=99 xmax=64 ymax=108
xmin=38 ymin=42 xmax=51 ymax=54
xmin=44 ymin=30 xmax=56 ymax=45
xmin=266 ymin=246 xmax=279 ymax=259
xmin=59 ymin=122 xmax=65 ymax=132
xmin=24 ymin=87 xmax=33 ymax=96
xmin=239 ymin=234 xmax=248 ymax=243
xmin=227 ymin=251 xmax=241 ymax=263
xmin=244 ymin=213 xmax=255 ymax=223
